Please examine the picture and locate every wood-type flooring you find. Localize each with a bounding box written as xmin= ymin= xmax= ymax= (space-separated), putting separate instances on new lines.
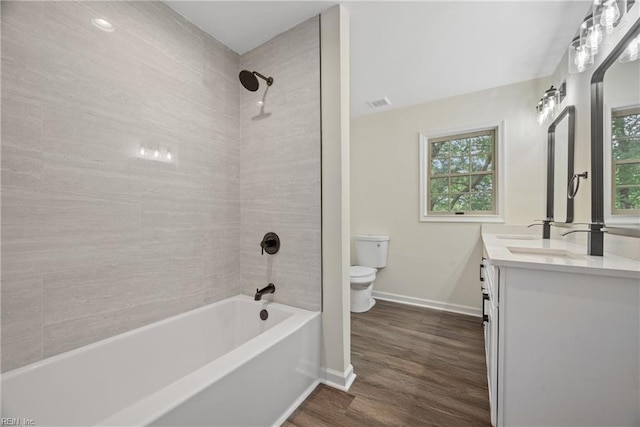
xmin=285 ymin=300 xmax=491 ymax=426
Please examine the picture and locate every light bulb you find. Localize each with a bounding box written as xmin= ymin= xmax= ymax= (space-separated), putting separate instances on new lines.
xmin=600 ymin=0 xmax=620 ymax=34
xmin=619 ymin=36 xmax=640 ymax=63
xmin=536 ymin=100 xmax=545 ymax=125
xmin=139 ymin=147 xmax=146 ymax=156
xmin=166 ymin=151 xmax=172 ymax=161
xmin=575 ymin=46 xmax=590 ymax=72
xmin=256 ymin=100 xmax=264 ymax=107
xmin=586 ymin=25 xmax=603 ymax=53
xmin=154 ymin=149 xmax=159 ymax=158
xmin=547 ymin=97 xmax=556 ymax=112
xmin=628 ymin=37 xmax=639 ymax=56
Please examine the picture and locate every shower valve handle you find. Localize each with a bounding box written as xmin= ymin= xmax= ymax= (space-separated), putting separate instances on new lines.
xmin=260 ymin=232 xmax=280 ymax=255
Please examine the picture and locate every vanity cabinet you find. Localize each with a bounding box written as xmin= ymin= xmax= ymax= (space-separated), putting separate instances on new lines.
xmin=481 ymin=236 xmax=640 ymax=427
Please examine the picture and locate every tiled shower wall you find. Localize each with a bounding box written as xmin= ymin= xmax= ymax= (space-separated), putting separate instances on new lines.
xmin=239 ymin=17 xmax=321 ymax=311
xmin=1 ymin=1 xmax=241 ymax=371
xmin=1 ymin=2 xmax=322 ymax=373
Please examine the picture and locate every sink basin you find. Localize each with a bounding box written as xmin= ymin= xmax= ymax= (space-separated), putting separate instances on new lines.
xmin=507 ymin=246 xmax=583 ymax=259
xmin=496 ymin=234 xmax=539 ymax=240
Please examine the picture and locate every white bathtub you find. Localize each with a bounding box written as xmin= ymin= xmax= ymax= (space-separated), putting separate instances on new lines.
xmin=1 ymin=295 xmax=321 ymax=426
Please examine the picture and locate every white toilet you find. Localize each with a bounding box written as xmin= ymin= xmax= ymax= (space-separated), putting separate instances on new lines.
xmin=350 ymin=234 xmax=390 ymax=313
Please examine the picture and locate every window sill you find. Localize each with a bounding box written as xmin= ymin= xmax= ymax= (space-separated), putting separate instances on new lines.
xmin=419 ymin=215 xmax=505 ymax=224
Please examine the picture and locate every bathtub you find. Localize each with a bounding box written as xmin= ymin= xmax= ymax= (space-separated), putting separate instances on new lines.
xmin=1 ymin=295 xmax=321 ymax=426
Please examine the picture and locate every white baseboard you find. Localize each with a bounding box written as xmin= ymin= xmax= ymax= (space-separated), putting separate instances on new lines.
xmin=320 ymin=364 xmax=356 ymax=392
xmin=272 ymin=379 xmax=320 ymax=427
xmin=372 ymin=290 xmax=481 ymax=317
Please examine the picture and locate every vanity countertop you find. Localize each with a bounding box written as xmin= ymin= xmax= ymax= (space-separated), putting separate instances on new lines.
xmin=482 ymin=233 xmax=640 ymax=280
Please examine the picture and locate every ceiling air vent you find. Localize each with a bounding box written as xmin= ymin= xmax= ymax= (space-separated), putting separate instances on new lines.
xmin=367 ymin=97 xmax=391 ymax=109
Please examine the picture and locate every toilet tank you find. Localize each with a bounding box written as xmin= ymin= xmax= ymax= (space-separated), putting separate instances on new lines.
xmin=354 ymin=235 xmax=390 ymax=268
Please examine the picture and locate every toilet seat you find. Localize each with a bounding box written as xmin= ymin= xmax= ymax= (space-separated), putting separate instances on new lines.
xmin=350 ymin=266 xmax=376 ymax=284
xmin=350 ymin=266 xmax=376 ymax=277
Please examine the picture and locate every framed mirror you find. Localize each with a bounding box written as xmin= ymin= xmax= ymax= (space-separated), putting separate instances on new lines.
xmin=547 ymin=106 xmax=575 ymax=224
xmin=591 ymin=17 xmax=640 ymax=243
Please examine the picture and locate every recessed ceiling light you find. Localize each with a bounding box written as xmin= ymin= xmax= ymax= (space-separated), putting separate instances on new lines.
xmin=92 ymin=18 xmax=114 ymax=32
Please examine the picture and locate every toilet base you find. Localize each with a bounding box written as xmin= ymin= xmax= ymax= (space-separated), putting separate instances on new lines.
xmin=350 ymin=282 xmax=376 ymax=313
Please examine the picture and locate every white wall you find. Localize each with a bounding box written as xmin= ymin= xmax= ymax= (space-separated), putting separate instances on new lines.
xmin=351 ymin=78 xmax=548 ymax=311
xmin=320 ymin=5 xmax=354 ymax=391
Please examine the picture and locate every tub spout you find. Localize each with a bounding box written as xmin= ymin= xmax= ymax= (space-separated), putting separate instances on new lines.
xmin=255 ymin=283 xmax=276 ymax=301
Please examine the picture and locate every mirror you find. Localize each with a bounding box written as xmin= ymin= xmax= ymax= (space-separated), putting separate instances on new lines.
xmin=603 ymin=37 xmax=640 ymax=225
xmin=592 ymin=18 xmax=640 ymax=239
xmin=547 ymin=106 xmax=575 ymax=224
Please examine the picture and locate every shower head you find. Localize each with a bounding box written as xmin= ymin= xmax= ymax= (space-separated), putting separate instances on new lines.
xmin=239 ymin=70 xmax=273 ymax=92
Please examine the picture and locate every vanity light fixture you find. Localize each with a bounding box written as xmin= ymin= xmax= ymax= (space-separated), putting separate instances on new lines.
xmin=536 ymin=85 xmax=564 ymax=125
xmin=92 ymin=18 xmax=114 ymax=32
xmin=568 ymin=0 xmax=630 ymax=74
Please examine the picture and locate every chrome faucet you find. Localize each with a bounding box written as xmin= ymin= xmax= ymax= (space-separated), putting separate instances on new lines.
xmin=255 ymin=283 xmax=276 ymax=301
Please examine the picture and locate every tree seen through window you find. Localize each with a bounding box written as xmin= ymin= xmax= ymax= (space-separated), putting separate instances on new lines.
xmin=612 ymin=107 xmax=640 ymax=213
xmin=428 ymin=129 xmax=496 ymax=214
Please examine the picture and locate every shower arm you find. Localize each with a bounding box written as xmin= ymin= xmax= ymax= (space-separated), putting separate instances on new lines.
xmin=253 ymin=71 xmax=273 ymax=86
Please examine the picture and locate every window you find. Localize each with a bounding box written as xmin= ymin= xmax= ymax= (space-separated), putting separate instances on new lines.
xmin=611 ymin=107 xmax=640 ymax=215
xmin=419 ymin=124 xmax=503 ymax=222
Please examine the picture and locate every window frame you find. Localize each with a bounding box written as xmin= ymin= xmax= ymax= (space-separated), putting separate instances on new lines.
xmin=605 ymin=103 xmax=640 ymax=225
xmin=419 ymin=122 xmax=505 ymax=223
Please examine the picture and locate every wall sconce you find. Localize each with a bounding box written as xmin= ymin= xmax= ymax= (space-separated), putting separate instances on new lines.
xmin=138 ymin=145 xmax=173 ymax=163
xmin=536 ymin=84 xmax=565 ymax=125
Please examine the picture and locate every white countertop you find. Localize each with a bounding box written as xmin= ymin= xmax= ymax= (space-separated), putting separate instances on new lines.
xmin=482 ymin=233 xmax=640 ymax=280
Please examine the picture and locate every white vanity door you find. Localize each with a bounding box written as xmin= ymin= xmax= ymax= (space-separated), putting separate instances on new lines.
xmin=498 ymin=267 xmax=639 ymax=426
xmin=482 ymin=259 xmax=499 ymax=427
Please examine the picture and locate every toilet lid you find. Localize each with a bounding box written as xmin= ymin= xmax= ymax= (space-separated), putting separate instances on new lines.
xmin=350 ymin=266 xmax=376 ymax=278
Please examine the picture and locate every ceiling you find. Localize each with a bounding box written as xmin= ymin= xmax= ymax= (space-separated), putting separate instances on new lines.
xmin=165 ymin=1 xmax=335 ymax=54
xmin=165 ymin=1 xmax=591 ymax=117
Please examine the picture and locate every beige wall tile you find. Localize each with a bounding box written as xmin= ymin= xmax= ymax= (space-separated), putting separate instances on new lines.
xmin=239 ymin=17 xmax=322 ymax=311
xmin=43 ymin=291 xmax=209 ymax=357
xmin=1 ymin=1 xmax=241 ymax=371
xmin=1 ymin=276 xmax=44 ymax=371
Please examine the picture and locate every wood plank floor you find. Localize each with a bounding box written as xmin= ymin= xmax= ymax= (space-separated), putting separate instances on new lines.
xmin=285 ymin=300 xmax=491 ymax=427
